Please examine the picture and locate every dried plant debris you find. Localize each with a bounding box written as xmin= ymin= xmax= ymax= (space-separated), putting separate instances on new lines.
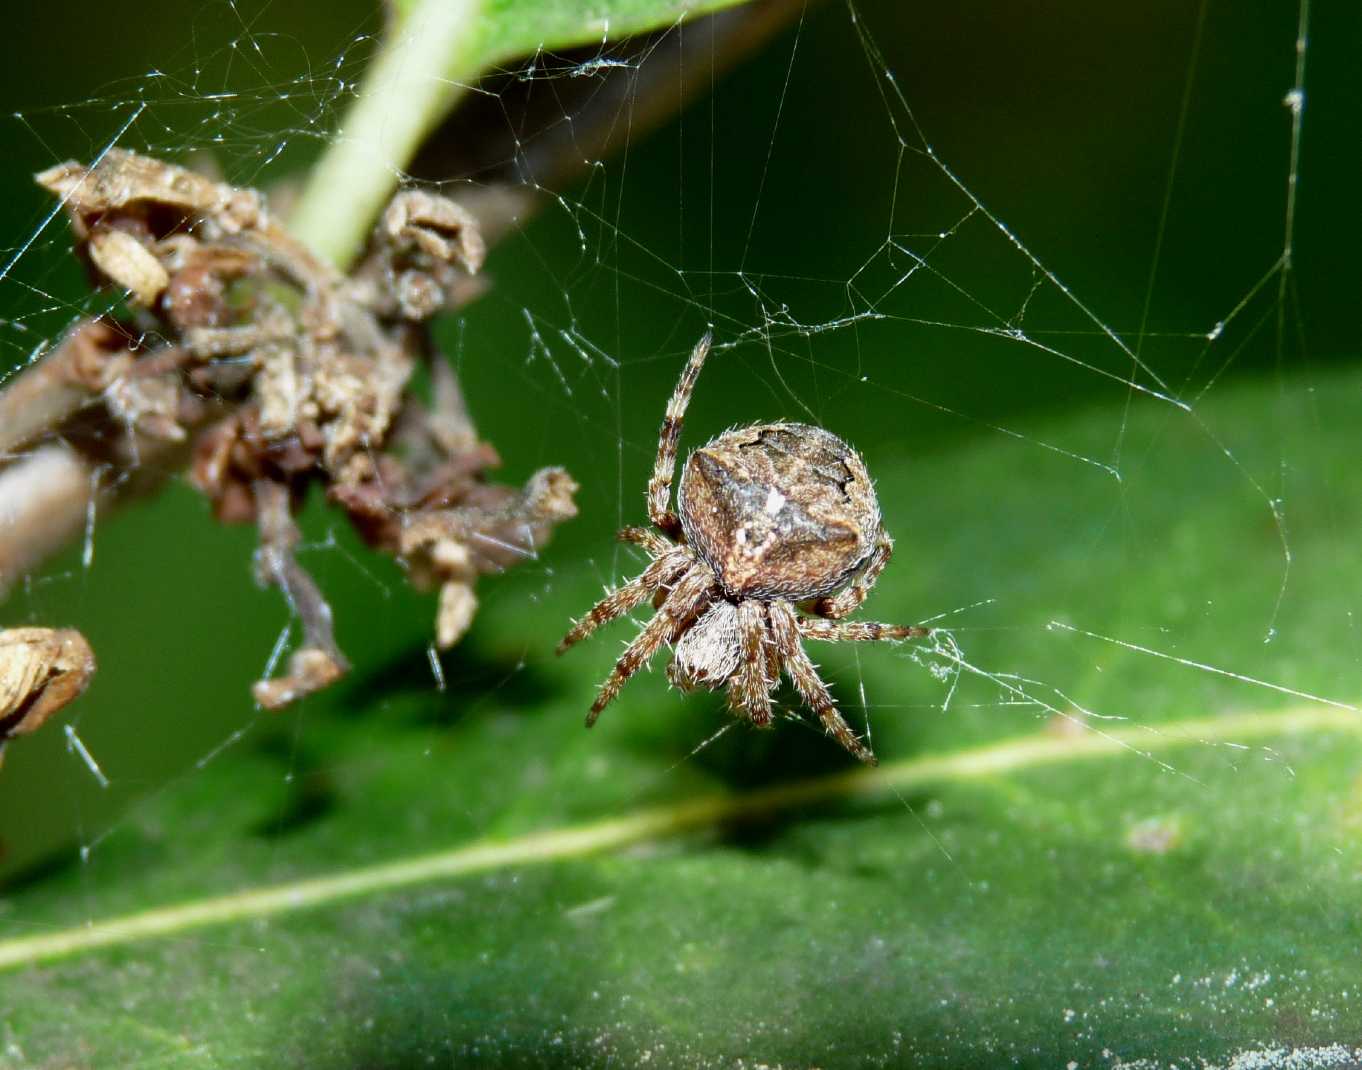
xmin=34 ymin=150 xmax=577 ymax=708
xmin=0 ymin=628 xmax=96 ymax=769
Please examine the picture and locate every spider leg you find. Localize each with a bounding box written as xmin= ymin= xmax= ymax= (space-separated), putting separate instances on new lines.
xmin=798 ymin=618 xmax=930 ymax=642
xmin=813 ymin=530 xmax=894 ymax=620
xmin=557 ymin=546 xmax=692 ymax=655
xmin=586 ymin=562 xmax=715 ymax=725
xmin=768 ymin=600 xmax=877 ymax=765
xmin=617 ymin=525 xmax=673 ymax=557
xmin=647 ymin=332 xmax=713 ymax=536
xmin=727 ymin=600 xmax=774 ymax=728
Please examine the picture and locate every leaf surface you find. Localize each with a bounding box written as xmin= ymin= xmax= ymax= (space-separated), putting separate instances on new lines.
xmin=3 ymin=360 xmax=1362 ymax=1068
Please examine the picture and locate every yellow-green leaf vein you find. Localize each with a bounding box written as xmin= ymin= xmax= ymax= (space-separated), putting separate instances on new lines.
xmin=1 ymin=703 xmax=1355 ymax=973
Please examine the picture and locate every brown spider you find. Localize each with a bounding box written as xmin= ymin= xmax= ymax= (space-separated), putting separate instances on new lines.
xmin=557 ymin=333 xmax=930 ymax=764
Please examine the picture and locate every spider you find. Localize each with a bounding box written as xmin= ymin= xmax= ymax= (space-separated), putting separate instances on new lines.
xmin=557 ymin=333 xmax=931 ymax=764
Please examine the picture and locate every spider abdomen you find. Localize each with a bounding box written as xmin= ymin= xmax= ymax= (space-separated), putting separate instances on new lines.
xmin=677 ymin=422 xmax=881 ymax=601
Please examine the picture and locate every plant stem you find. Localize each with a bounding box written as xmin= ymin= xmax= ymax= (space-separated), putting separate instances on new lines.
xmin=0 ymin=446 xmax=94 ymax=590
xmin=0 ymin=372 xmax=87 ymax=459
xmin=287 ymin=0 xmax=485 ymax=270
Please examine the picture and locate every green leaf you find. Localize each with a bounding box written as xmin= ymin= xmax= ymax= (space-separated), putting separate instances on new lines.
xmin=395 ymin=0 xmax=753 ymax=60
xmin=290 ymin=0 xmax=752 ymax=267
xmin=4 ymin=362 xmax=1362 ymax=1067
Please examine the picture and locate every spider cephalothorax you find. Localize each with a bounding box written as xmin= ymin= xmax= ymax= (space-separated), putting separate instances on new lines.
xmin=558 ymin=333 xmax=930 ymax=764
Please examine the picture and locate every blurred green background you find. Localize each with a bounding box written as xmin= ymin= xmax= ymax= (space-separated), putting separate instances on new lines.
xmin=0 ymin=0 xmax=1354 ymax=883
xmin=1 ymin=0 xmax=1362 ymax=1062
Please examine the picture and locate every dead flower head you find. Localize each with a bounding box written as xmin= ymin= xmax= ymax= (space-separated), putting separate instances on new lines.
xmin=35 ymin=151 xmax=578 ymax=709
xmin=0 ymin=628 xmax=96 ymax=768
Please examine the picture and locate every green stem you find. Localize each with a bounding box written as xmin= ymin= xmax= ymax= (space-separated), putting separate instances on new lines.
xmin=288 ymin=0 xmax=485 ymax=270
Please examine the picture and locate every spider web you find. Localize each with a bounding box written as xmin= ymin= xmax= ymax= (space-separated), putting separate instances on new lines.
xmin=0 ymin=0 xmax=1358 ymax=1063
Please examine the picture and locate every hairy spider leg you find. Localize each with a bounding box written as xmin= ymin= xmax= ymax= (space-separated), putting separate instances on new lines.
xmin=728 ymin=600 xmax=775 ymax=727
xmin=797 ymin=618 xmax=930 ymax=642
xmin=557 ymin=546 xmax=691 ymax=655
xmin=646 ymin=331 xmax=714 ymax=536
xmin=586 ymin=562 xmax=715 ymax=725
xmin=812 ymin=530 xmax=896 ymax=620
xmin=617 ymin=525 xmax=673 ymax=556
xmin=768 ymin=601 xmax=877 ymax=765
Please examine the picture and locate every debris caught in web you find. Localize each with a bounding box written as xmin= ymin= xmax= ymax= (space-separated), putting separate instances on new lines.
xmin=18 ymin=150 xmax=578 ymax=713
xmin=0 ymin=627 xmax=96 ymax=770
